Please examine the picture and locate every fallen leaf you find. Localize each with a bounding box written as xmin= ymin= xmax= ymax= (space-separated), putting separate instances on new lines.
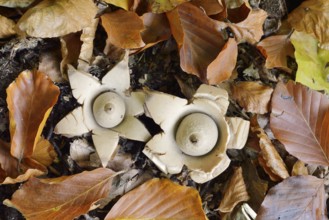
xmin=0 ymin=15 xmax=16 ymax=38
xmin=288 ymin=0 xmax=329 ymax=50
xmin=222 ymin=203 xmax=256 ymax=220
xmin=290 ymin=31 xmax=329 ymax=93
xmin=4 ymin=168 xmax=116 ymax=220
xmin=257 ymin=175 xmax=326 ymax=219
xmin=225 ymin=0 xmax=244 ymax=9
xmin=257 ymin=34 xmax=294 ymax=73
xmin=150 ymin=0 xmax=189 ymax=13
xmin=291 ymin=160 xmax=308 ymax=176
xmin=0 ymin=0 xmax=35 ymax=7
xmin=191 ymin=0 xmax=224 ymax=15
xmin=256 ymin=128 xmax=289 ymax=181
xmin=136 ymin=12 xmax=171 ymax=52
xmin=219 ymin=167 xmax=250 ymax=213
xmin=59 ymin=32 xmax=82 ymax=74
xmin=270 ymin=81 xmax=329 ymax=166
xmin=0 ymin=140 xmax=46 ymax=184
xmin=70 ymin=139 xmax=94 ymax=166
xmin=226 ymin=9 xmax=267 ymax=44
xmin=207 ymin=38 xmax=238 ymax=84
xmin=176 ymin=2 xmax=226 ymax=82
xmin=7 ymin=70 xmax=60 ymax=161
xmin=226 ymin=2 xmax=250 ymax=23
xmin=166 ymin=8 xmax=184 ymax=48
xmin=103 ymin=0 xmax=133 ymax=10
xmin=17 ymin=0 xmax=98 ymax=38
xmin=101 ymin=10 xmax=145 ymax=49
xmin=105 ymin=178 xmax=207 ymax=219
xmin=31 ymin=137 xmax=57 ymax=167
xmin=231 ymin=81 xmax=273 ymax=114
xmin=38 ymin=48 xmax=63 ymax=82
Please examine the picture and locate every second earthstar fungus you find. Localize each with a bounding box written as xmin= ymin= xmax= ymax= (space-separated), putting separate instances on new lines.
xmin=54 ymin=53 xmax=151 ymax=167
xmin=143 ymin=84 xmax=250 ymax=183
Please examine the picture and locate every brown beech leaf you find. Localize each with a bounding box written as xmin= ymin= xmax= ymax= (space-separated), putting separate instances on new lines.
xmin=292 ymin=160 xmax=308 ymax=176
xmin=105 ymin=178 xmax=207 ymax=219
xmin=288 ymin=0 xmax=329 ymax=50
xmin=219 ymin=167 xmax=250 ymax=213
xmin=0 ymin=140 xmax=46 ymax=184
xmin=31 ymin=137 xmax=57 ymax=167
xmin=270 ymin=81 xmax=329 ymax=166
xmin=150 ymin=0 xmax=189 ymax=13
xmin=256 ymin=128 xmax=290 ymax=181
xmin=257 ymin=175 xmax=326 ymax=219
xmin=192 ymin=0 xmax=224 ymax=15
xmin=166 ymin=8 xmax=184 ymax=48
xmin=207 ymin=38 xmax=238 ymax=84
xmin=103 ymin=0 xmax=133 ymax=10
xmin=227 ymin=9 xmax=267 ymax=44
xmin=7 ymin=70 xmax=60 ymax=161
xmin=4 ymin=168 xmax=116 ymax=220
xmin=176 ymin=2 xmax=226 ymax=82
xmin=17 ymin=0 xmax=97 ymax=38
xmin=0 ymin=15 xmax=16 ymax=38
xmin=231 ymin=81 xmax=273 ymax=114
xmin=257 ymin=34 xmax=294 ymax=73
xmin=101 ymin=10 xmax=145 ymax=49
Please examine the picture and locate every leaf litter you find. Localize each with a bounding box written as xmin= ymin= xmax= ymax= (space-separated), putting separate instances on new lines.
xmin=1 ymin=0 xmax=329 ymax=219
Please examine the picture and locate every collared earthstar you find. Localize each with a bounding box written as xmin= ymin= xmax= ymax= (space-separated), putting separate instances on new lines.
xmin=55 ymin=53 xmax=151 ymax=167
xmin=143 ymin=85 xmax=250 ymax=183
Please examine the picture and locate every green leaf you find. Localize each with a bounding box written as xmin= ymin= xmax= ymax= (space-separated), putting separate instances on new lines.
xmin=290 ymin=31 xmax=329 ymax=93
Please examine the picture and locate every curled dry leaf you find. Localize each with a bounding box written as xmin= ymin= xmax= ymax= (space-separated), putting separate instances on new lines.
xmin=103 ymin=0 xmax=133 ymax=10
xmin=31 ymin=137 xmax=57 ymax=167
xmin=231 ymin=81 xmax=273 ymax=114
xmin=288 ymin=0 xmax=329 ymax=50
xmin=292 ymin=160 xmax=308 ymax=176
xmin=150 ymin=0 xmax=189 ymax=13
xmin=290 ymin=31 xmax=329 ymax=93
xmin=101 ymin=10 xmax=145 ymax=49
xmin=60 ymin=32 xmax=82 ymax=74
xmin=257 ymin=34 xmax=294 ymax=73
xmin=4 ymin=168 xmax=116 ymax=220
xmin=17 ymin=0 xmax=97 ymax=38
xmin=105 ymin=178 xmax=207 ymax=220
xmin=226 ymin=9 xmax=267 ymax=44
xmin=270 ymin=81 xmax=329 ymax=166
xmin=257 ymin=175 xmax=326 ymax=219
xmin=207 ymin=38 xmax=238 ymax=84
xmin=252 ymin=125 xmax=289 ymax=181
xmin=0 ymin=15 xmax=16 ymax=38
xmin=219 ymin=167 xmax=250 ymax=213
xmin=0 ymin=0 xmax=35 ymax=7
xmin=7 ymin=70 xmax=60 ymax=161
xmin=176 ymin=2 xmax=226 ymax=82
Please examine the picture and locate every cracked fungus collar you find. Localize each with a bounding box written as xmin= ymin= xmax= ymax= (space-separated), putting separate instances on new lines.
xmin=54 ymin=53 xmax=151 ymax=167
xmin=143 ymin=84 xmax=250 ymax=183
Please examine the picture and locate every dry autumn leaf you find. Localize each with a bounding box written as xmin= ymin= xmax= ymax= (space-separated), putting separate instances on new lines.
xmin=176 ymin=2 xmax=226 ymax=82
xmin=257 ymin=34 xmax=295 ymax=73
xmin=101 ymin=10 xmax=145 ymax=49
xmin=103 ymin=0 xmax=133 ymax=10
xmin=207 ymin=38 xmax=238 ymax=84
xmin=288 ymin=0 xmax=329 ymax=50
xmin=192 ymin=0 xmax=224 ymax=15
xmin=231 ymin=81 xmax=273 ymax=114
xmin=270 ymin=81 xmax=329 ymax=166
xmin=0 ymin=15 xmax=16 ymax=38
xmin=0 ymin=0 xmax=35 ymax=8
xmin=17 ymin=0 xmax=97 ymax=38
xmin=219 ymin=167 xmax=250 ymax=213
xmin=226 ymin=9 xmax=267 ymax=44
xmin=255 ymin=128 xmax=289 ymax=181
xmin=150 ymin=0 xmax=189 ymax=13
xmin=6 ymin=70 xmax=60 ymax=161
xmin=105 ymin=178 xmax=207 ymax=219
xmin=257 ymin=175 xmax=326 ymax=219
xmin=31 ymin=137 xmax=57 ymax=167
xmin=291 ymin=160 xmax=308 ymax=176
xmin=4 ymin=168 xmax=116 ymax=220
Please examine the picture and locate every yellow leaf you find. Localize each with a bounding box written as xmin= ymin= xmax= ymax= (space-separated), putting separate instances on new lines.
xmin=6 ymin=70 xmax=60 ymax=161
xmin=150 ymin=0 xmax=189 ymax=13
xmin=103 ymin=0 xmax=132 ymax=10
xmin=0 ymin=15 xmax=15 ymax=38
xmin=32 ymin=137 xmax=57 ymax=167
xmin=290 ymin=31 xmax=329 ymax=93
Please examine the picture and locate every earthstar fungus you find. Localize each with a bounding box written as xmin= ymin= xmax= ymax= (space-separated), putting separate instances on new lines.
xmin=54 ymin=53 xmax=151 ymax=167
xmin=143 ymin=85 xmax=250 ymax=183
